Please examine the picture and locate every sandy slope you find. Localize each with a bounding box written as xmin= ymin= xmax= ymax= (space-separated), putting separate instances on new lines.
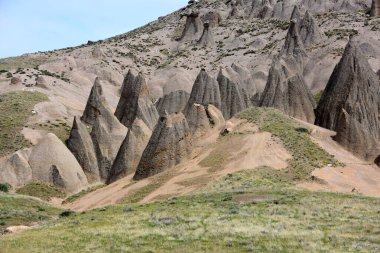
xmin=297 ymin=120 xmax=380 ymax=197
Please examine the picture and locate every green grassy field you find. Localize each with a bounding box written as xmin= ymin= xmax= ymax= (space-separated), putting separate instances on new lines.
xmin=0 ymin=91 xmax=48 ymax=156
xmin=1 ymin=169 xmax=380 ymax=253
xmin=15 ymin=182 xmax=65 ymax=201
xmin=0 ymin=192 xmax=61 ymax=232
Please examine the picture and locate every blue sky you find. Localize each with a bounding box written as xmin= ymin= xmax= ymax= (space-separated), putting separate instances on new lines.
xmin=0 ymin=0 xmax=188 ymax=58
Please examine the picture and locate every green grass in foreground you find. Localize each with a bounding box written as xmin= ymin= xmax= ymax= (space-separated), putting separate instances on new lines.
xmin=0 ymin=170 xmax=379 ymax=253
xmin=0 ymin=192 xmax=61 ymax=232
xmin=15 ymin=182 xmax=65 ymax=201
xmin=237 ymin=107 xmax=340 ymax=181
xmin=0 ymin=91 xmax=48 ymax=156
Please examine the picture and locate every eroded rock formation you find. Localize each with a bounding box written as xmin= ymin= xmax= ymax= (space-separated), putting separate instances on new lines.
xmin=67 ymin=117 xmax=99 ymax=182
xmin=133 ymin=113 xmax=192 ymax=180
xmin=217 ymin=67 xmax=251 ymax=119
xmin=115 ymin=70 xmax=159 ymax=130
xmin=155 ymin=90 xmax=190 ymax=116
xmin=184 ymin=69 xmax=221 ymax=115
xmin=179 ymin=11 xmax=203 ymax=42
xmin=315 ymin=37 xmax=380 ymax=161
xmin=198 ymin=22 xmax=215 ymax=48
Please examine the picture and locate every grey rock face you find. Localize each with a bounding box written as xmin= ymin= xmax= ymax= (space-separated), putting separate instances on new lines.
xmin=184 ymin=69 xmax=221 ymax=115
xmin=107 ymin=119 xmax=152 ymax=184
xmin=260 ymin=58 xmax=317 ymax=122
xmin=67 ymin=117 xmax=99 ymax=182
xmin=115 ymin=70 xmax=159 ymax=130
xmin=81 ymin=77 xmax=108 ymax=126
xmin=298 ymin=11 xmax=324 ymax=47
xmin=91 ymin=105 xmax=128 ymax=181
xmin=217 ymin=67 xmax=251 ymax=120
xmin=155 ymin=90 xmax=190 ymax=116
xmin=199 ymin=22 xmax=216 ymax=48
xmin=133 ymin=113 xmax=192 ymax=180
xmin=281 ymin=19 xmax=307 ymax=69
xmin=179 ymin=11 xmax=203 ymax=42
xmin=371 ymin=0 xmax=380 ymax=17
xmin=315 ymin=37 xmax=380 ymax=161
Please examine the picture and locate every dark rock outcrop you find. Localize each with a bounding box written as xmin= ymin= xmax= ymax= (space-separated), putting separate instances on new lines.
xmin=198 ymin=22 xmax=215 ymax=48
xmin=67 ymin=117 xmax=99 ymax=182
xmin=155 ymin=90 xmax=190 ymax=116
xmin=36 ymin=76 xmax=48 ymax=89
xmin=115 ymin=70 xmax=159 ymax=130
xmin=184 ymin=69 xmax=221 ymax=115
xmin=371 ymin=0 xmax=380 ymax=17
xmin=179 ymin=11 xmax=203 ymax=42
xmin=133 ymin=113 xmax=192 ymax=180
xmin=315 ymin=37 xmax=380 ymax=161
xmin=217 ymin=67 xmax=251 ymax=119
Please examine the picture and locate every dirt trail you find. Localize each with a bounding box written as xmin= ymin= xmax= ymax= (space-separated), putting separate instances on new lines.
xmin=297 ymin=120 xmax=380 ymax=197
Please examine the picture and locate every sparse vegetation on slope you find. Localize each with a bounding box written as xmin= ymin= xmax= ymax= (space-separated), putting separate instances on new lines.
xmin=238 ymin=107 xmax=340 ymax=180
xmin=0 ymin=192 xmax=61 ymax=232
xmin=63 ymin=184 xmax=105 ymax=204
xmin=0 ymin=56 xmax=50 ymax=71
xmin=1 ymin=170 xmax=379 ymax=252
xmin=16 ymin=182 xmax=65 ymax=201
xmin=0 ymin=91 xmax=48 ymax=156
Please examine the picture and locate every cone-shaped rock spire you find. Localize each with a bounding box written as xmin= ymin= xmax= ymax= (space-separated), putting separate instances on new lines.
xmin=81 ymin=77 xmax=109 ymax=126
xmin=67 ymin=116 xmax=99 ymax=182
xmin=315 ymin=37 xmax=380 ymax=161
xmin=184 ymin=69 xmax=221 ymax=115
xmin=133 ymin=113 xmax=192 ymax=180
xmin=155 ymin=90 xmax=190 ymax=116
xmin=115 ymin=70 xmax=159 ymax=130
xmin=217 ymin=67 xmax=251 ymax=119
xmin=299 ymin=11 xmax=324 ymax=47
xmin=260 ymin=58 xmax=317 ymax=123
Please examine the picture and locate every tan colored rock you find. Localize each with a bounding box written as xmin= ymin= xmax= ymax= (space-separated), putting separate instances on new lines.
xmin=28 ymin=133 xmax=88 ymax=193
xmin=0 ymin=149 xmax=32 ymax=188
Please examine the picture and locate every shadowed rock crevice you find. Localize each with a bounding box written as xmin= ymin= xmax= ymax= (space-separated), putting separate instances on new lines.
xmin=371 ymin=0 xmax=380 ymax=17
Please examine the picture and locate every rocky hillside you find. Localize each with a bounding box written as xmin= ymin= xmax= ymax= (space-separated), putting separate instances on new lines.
xmin=0 ymin=0 xmax=379 ymax=192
